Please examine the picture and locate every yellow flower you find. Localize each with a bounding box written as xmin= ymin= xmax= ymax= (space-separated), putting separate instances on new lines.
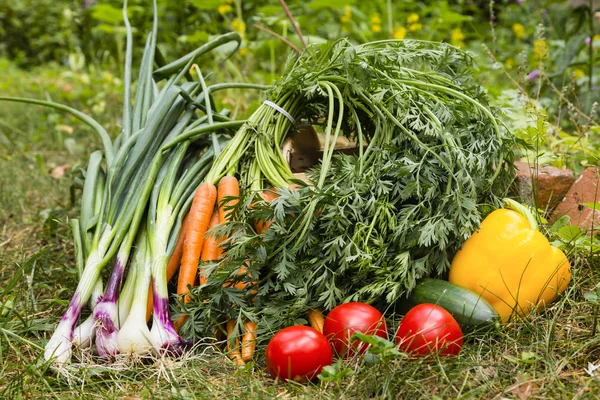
xmin=534 ymin=39 xmax=548 ymax=59
xmin=341 ymin=5 xmax=352 ymax=23
xmin=594 ymin=34 xmax=600 ymax=41
xmin=218 ymin=4 xmax=233 ymax=15
xmin=232 ymin=18 xmax=246 ymax=35
xmin=504 ymin=57 xmax=515 ymax=69
xmin=372 ymin=24 xmax=382 ymax=33
xmin=370 ymin=13 xmax=381 ymax=25
xmin=394 ymin=26 xmax=407 ymax=40
xmin=451 ymin=28 xmax=465 ymax=42
xmin=573 ymin=69 xmax=585 ymax=79
xmin=409 ymin=23 xmax=422 ymax=32
xmin=226 ymin=0 xmax=233 ymax=3
xmin=407 ymin=13 xmax=419 ymax=24
xmin=239 ymin=47 xmax=248 ymax=56
xmin=512 ymin=23 xmax=525 ymax=39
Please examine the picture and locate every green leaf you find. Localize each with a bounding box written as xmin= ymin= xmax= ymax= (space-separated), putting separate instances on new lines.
xmin=0 ymin=298 xmax=14 ymax=317
xmin=351 ymin=332 xmax=403 ymax=363
xmin=584 ymin=291 xmax=599 ymax=303
xmin=257 ymin=5 xmax=283 ymax=15
xmin=520 ymin=351 xmax=540 ymax=363
xmin=557 ymin=225 xmax=583 ymax=242
xmin=565 ymin=5 xmax=590 ymax=38
xmin=91 ymin=4 xmax=123 ymax=24
xmin=178 ymin=31 xmax=210 ymax=45
xmin=307 ymin=0 xmax=355 ymax=10
xmin=583 ymin=202 xmax=600 ymax=211
xmin=317 ymin=360 xmax=355 ymax=382
xmin=97 ymin=24 xmax=117 ymax=34
xmin=551 ymin=32 xmax=588 ymax=77
xmin=438 ymin=9 xmax=471 ymax=24
xmin=550 ymin=215 xmax=571 ymax=233
xmin=190 ymin=0 xmax=224 ymax=10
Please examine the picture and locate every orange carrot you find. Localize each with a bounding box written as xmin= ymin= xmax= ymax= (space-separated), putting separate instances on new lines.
xmin=217 ymin=176 xmax=257 ymax=362
xmin=253 ymin=188 xmax=280 ymax=234
xmin=217 ymin=175 xmax=240 ymax=225
xmin=307 ymin=309 xmax=325 ymax=334
xmin=167 ymin=215 xmax=191 ymax=284
xmin=226 ymin=319 xmax=245 ymax=366
xmin=178 ymin=182 xmax=218 ymax=296
xmin=174 ymin=210 xmax=220 ymax=331
xmin=199 ymin=209 xmax=222 ymax=286
xmin=173 ymin=182 xmax=217 ymax=331
xmin=241 ymin=321 xmax=257 ymax=362
xmin=146 ymin=215 xmax=189 ymax=322
xmin=217 ymin=176 xmax=251 ymax=291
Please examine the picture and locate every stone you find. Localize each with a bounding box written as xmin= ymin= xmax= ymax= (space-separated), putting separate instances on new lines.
xmin=513 ymin=161 xmax=575 ymax=213
xmin=550 ymin=167 xmax=600 ymax=234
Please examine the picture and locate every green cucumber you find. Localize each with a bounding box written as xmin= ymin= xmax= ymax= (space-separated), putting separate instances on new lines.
xmin=401 ymin=278 xmax=500 ymax=333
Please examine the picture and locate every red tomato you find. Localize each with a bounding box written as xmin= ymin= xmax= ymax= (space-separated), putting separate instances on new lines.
xmin=323 ymin=302 xmax=388 ymax=357
xmin=265 ymin=326 xmax=332 ymax=382
xmin=395 ymin=303 xmax=463 ymax=356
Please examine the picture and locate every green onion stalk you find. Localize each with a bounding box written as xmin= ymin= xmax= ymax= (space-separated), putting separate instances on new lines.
xmin=91 ymin=81 xmax=203 ymax=357
xmin=147 ymin=144 xmax=212 ymax=353
xmin=70 ymin=151 xmax=106 ymax=349
xmin=117 ymin=136 xmax=215 ymax=355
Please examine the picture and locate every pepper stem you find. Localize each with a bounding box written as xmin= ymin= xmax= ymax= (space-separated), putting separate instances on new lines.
xmin=502 ymin=198 xmax=539 ymax=231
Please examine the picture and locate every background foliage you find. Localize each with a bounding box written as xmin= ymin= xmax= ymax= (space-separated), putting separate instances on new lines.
xmin=1 ymin=0 xmax=599 ymax=173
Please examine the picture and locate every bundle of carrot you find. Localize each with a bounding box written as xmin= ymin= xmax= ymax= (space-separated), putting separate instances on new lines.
xmin=163 ymin=80 xmax=314 ymax=363
xmin=166 ymin=174 xmax=257 ymax=365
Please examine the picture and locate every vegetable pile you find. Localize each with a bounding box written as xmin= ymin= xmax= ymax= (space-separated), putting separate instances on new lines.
xmin=183 ymin=37 xmax=517 ymax=343
xmin=1 ymin=3 xmax=573 ymax=374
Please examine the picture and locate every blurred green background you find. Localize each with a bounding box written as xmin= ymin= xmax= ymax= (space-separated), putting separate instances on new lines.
xmin=1 ymin=0 xmax=599 ymax=172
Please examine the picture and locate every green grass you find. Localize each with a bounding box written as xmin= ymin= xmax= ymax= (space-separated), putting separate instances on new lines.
xmin=2 ymin=58 xmax=600 ymax=400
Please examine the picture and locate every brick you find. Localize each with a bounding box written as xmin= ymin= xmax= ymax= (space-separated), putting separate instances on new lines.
xmin=550 ymin=167 xmax=600 ymax=234
xmin=513 ymin=161 xmax=575 ymax=212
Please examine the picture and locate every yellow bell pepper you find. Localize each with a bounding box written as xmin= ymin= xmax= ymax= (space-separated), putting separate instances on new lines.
xmin=448 ymin=198 xmax=571 ymax=322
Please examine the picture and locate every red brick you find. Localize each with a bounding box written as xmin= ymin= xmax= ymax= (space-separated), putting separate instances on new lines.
xmin=550 ymin=167 xmax=600 ymax=234
xmin=514 ymin=161 xmax=575 ymax=212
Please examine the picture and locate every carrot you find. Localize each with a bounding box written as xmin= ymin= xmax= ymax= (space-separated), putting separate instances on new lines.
xmin=241 ymin=321 xmax=257 ymax=362
xmin=146 ymin=215 xmax=189 ymax=322
xmin=226 ymin=319 xmax=245 ymax=366
xmin=307 ymin=309 xmax=325 ymax=334
xmin=174 ymin=209 xmax=220 ymax=331
xmin=178 ymin=182 xmax=218 ymax=296
xmin=173 ymin=182 xmax=217 ymax=331
xmin=198 ymin=209 xmax=223 ymax=286
xmin=253 ymin=188 xmax=279 ymax=234
xmin=167 ymin=215 xmax=191 ymax=285
xmin=217 ymin=175 xmax=240 ymax=225
xmin=217 ymin=176 xmax=257 ymax=362
xmin=217 ymin=176 xmax=254 ymax=292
